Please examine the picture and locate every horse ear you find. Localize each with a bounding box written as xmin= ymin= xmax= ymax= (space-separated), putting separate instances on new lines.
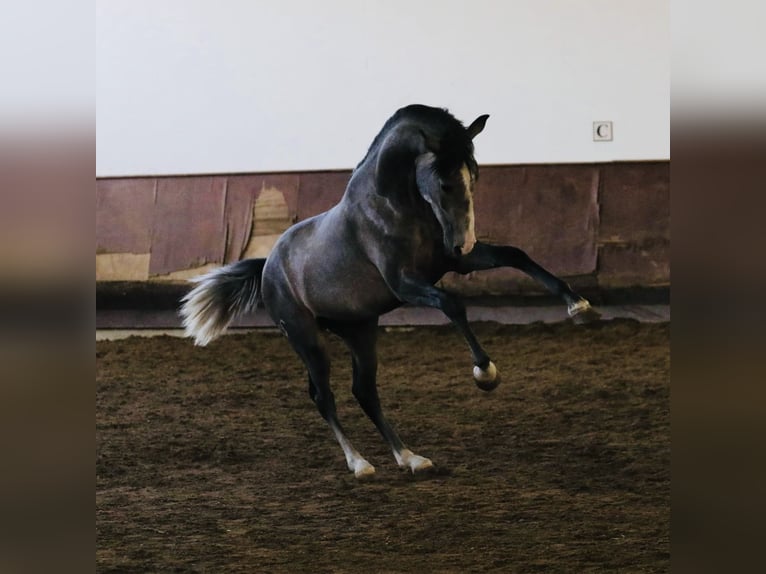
xmin=466 ymin=114 xmax=489 ymax=139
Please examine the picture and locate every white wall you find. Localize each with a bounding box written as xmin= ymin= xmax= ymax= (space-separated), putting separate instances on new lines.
xmin=97 ymin=0 xmax=669 ymax=177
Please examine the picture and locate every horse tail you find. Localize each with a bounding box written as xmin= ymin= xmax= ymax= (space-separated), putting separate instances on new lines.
xmin=179 ymin=258 xmax=267 ymax=346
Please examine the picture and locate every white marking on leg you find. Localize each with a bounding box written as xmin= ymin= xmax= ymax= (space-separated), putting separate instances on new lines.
xmin=330 ymin=422 xmax=375 ymax=478
xmin=394 ymin=448 xmax=434 ymax=473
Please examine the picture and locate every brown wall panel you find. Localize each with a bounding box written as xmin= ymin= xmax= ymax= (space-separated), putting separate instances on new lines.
xmin=599 ymin=162 xmax=670 ymax=244
xmin=223 ymin=174 xmax=301 ymax=262
xmin=221 ymin=175 xmax=257 ymax=263
xmin=149 ymin=176 xmax=227 ymax=276
xmin=474 ymin=165 xmax=599 ymax=276
xmin=296 ymin=172 xmax=349 ymax=222
xmin=96 ymin=178 xmax=156 ymax=253
xmin=597 ymin=161 xmax=669 ymax=288
xmin=598 ymin=241 xmax=670 ymax=287
xmin=95 ymin=161 xmax=669 ymax=294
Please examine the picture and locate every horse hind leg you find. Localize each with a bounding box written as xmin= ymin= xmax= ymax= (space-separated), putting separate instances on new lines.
xmin=306 ymin=371 xmax=375 ymax=479
xmin=332 ymin=320 xmax=434 ymax=474
xmin=280 ymin=313 xmax=375 ymax=478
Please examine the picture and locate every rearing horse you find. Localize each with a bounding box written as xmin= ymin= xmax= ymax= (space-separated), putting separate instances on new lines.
xmin=181 ymin=104 xmax=596 ymax=478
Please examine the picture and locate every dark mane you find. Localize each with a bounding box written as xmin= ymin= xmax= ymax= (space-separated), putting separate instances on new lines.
xmin=356 ymin=104 xmax=477 ymax=175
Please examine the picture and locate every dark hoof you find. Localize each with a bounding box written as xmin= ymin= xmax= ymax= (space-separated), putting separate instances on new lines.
xmin=475 ymin=377 xmax=500 ymax=392
xmin=573 ymin=306 xmax=602 ymax=324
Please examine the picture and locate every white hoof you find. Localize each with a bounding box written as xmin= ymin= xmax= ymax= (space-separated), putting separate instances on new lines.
xmin=567 ymin=299 xmax=601 ymax=323
xmin=353 ymin=459 xmax=376 ymax=479
xmin=407 ymin=454 xmax=434 ymax=473
xmin=473 ymin=361 xmax=500 ymax=391
xmin=567 ymin=299 xmax=591 ymax=317
xmin=473 ymin=361 xmax=497 ymax=383
xmin=396 ymin=449 xmax=434 ymax=474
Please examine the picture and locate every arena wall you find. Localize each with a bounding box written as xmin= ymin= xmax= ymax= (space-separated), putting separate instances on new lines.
xmin=96 ymin=160 xmax=668 ymax=298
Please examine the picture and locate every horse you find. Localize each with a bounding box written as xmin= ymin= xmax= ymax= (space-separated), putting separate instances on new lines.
xmin=180 ymin=104 xmax=597 ymax=478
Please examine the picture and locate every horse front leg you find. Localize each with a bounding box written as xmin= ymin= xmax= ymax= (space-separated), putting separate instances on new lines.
xmin=455 ymin=242 xmax=600 ymax=321
xmin=395 ymin=276 xmax=500 ymax=391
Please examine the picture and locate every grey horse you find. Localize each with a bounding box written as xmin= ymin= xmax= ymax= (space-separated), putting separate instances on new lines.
xmin=180 ymin=104 xmax=596 ymax=478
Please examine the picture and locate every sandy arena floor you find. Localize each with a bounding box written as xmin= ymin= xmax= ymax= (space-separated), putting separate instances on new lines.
xmin=97 ymin=319 xmax=669 ymax=573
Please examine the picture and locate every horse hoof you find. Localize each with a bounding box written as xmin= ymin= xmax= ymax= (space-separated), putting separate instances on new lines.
xmin=568 ymin=299 xmax=601 ymax=324
xmin=408 ymin=455 xmax=434 ymax=474
xmin=397 ymin=449 xmax=434 ymax=473
xmin=353 ymin=460 xmax=376 ymax=479
xmin=473 ymin=361 xmax=499 ymax=392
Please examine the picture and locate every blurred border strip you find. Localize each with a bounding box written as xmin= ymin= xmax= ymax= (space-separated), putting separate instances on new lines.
xmin=672 ymin=1 xmax=766 ymax=572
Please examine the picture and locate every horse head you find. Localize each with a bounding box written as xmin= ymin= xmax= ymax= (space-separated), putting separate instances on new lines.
xmin=415 ymin=114 xmax=489 ymax=257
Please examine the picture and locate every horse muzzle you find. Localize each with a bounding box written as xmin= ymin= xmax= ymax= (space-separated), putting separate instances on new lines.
xmin=452 ymin=229 xmax=476 ymax=256
xmin=458 ymin=236 xmax=476 ymax=256
xmin=440 ymin=215 xmax=476 ymax=257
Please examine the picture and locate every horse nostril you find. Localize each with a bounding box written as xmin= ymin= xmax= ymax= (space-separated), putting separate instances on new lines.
xmin=454 ymin=245 xmax=463 ymax=256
